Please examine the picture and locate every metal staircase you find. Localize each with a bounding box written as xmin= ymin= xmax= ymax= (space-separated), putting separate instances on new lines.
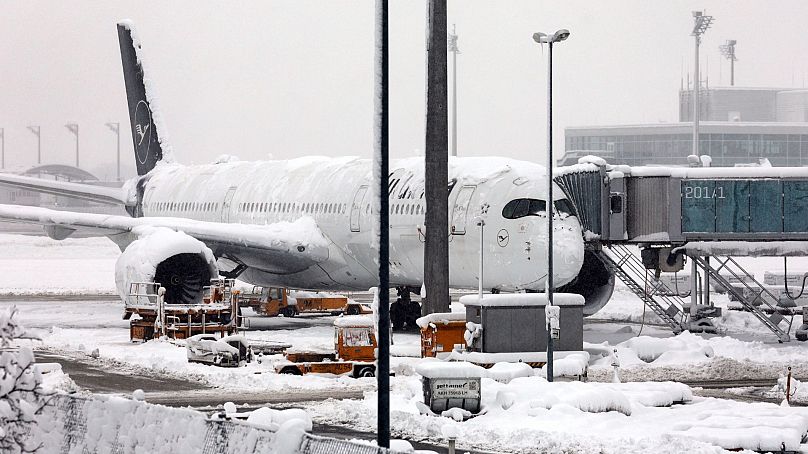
xmin=596 ymin=244 xmax=688 ymax=333
xmin=690 ymin=255 xmax=791 ymax=343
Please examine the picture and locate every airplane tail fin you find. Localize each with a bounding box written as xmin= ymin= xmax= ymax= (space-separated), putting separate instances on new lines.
xmin=117 ymin=21 xmax=167 ymax=176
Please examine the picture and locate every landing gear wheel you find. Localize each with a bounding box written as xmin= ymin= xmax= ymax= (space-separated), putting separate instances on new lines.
xmin=281 ymin=306 xmax=297 ymax=318
xmin=354 ymin=366 xmax=376 ymax=378
xmin=390 ymin=302 xmax=405 ymax=331
xmin=279 ymin=366 xmax=302 ymax=375
xmin=346 ymin=305 xmax=361 ymax=315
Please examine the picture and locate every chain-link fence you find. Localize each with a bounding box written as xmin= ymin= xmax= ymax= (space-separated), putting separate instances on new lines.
xmin=34 ymin=393 xmax=392 ymax=454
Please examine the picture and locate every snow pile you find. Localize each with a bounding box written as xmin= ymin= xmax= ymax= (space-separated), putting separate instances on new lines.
xmin=246 ymin=407 xmax=312 ymax=432
xmin=415 ymin=361 xmax=486 ymax=379
xmin=36 ymin=394 xmax=312 ymax=453
xmin=672 ymin=404 xmax=808 ymax=452
xmin=459 ymin=293 xmax=584 ymax=307
xmin=541 ymin=352 xmax=589 ymax=378
xmin=597 ymin=332 xmax=715 ymax=366
xmin=526 ymin=381 xmax=633 ymax=416
xmin=333 ymin=315 xmax=375 ymax=328
xmin=415 ymin=312 xmax=465 ymax=329
xmin=306 ymin=372 xmax=808 ymax=453
xmin=486 ymin=362 xmax=534 ymax=383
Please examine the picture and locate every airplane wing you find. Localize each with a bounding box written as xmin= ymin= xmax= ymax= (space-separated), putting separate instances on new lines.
xmin=0 ymin=204 xmax=329 ymax=274
xmin=0 ymin=173 xmax=133 ymax=206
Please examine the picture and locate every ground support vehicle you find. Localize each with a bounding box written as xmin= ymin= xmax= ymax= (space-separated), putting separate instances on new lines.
xmin=239 ymin=286 xmax=367 ymax=317
xmin=417 ymin=312 xmax=467 ymax=358
xmin=125 ymin=279 xmax=240 ymax=342
xmin=186 ymin=334 xmax=252 ymax=367
xmin=274 ymin=316 xmax=377 ymax=378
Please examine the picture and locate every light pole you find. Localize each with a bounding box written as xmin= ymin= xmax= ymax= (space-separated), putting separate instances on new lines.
xmin=27 ymin=126 xmax=41 ymax=164
xmin=719 ymin=40 xmax=737 ymax=87
xmin=533 ymin=28 xmax=570 ymax=383
xmin=65 ymin=123 xmax=79 ymax=168
xmin=475 ymin=203 xmax=490 ymax=303
xmin=448 ymin=24 xmax=460 ymax=157
xmin=106 ymin=122 xmax=121 ymax=180
xmin=691 ymin=11 xmax=714 ymax=157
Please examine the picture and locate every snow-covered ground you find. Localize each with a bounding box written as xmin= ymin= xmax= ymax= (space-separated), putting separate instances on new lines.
xmin=6 ymin=233 xmax=808 ymax=452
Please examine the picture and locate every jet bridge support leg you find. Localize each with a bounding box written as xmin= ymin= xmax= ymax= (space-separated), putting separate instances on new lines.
xmin=690 ymin=255 xmax=792 ymax=343
xmin=597 ymin=245 xmax=688 ymax=334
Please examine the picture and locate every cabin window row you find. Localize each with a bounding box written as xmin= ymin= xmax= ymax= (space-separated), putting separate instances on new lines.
xmin=238 ymin=202 xmax=348 ymax=215
xmin=149 ymin=201 xmax=220 ymax=212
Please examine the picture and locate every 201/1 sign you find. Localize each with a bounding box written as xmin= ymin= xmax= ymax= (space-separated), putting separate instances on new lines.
xmin=683 ymin=185 xmax=726 ymax=199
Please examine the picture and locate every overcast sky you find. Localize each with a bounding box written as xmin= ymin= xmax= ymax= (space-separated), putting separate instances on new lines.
xmin=1 ymin=1 xmax=807 ymax=179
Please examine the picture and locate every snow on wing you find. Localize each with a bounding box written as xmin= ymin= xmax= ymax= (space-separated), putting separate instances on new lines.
xmin=0 ymin=204 xmax=329 ymax=274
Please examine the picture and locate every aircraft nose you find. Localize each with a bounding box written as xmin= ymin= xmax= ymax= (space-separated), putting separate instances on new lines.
xmin=551 ymin=223 xmax=584 ymax=284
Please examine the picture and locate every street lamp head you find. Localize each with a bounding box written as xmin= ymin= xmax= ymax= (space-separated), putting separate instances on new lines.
xmin=533 ymin=30 xmax=570 ymax=44
xmin=532 ymin=32 xmax=548 ymax=43
xmin=552 ymin=29 xmax=570 ymax=42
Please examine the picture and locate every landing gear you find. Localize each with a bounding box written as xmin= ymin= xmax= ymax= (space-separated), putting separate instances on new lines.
xmin=391 ymin=287 xmax=421 ymax=332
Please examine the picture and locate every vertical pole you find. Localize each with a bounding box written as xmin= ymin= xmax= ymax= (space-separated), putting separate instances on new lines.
xmin=690 ymin=256 xmax=698 ymax=319
xmin=693 ymin=33 xmax=700 ymax=157
xmin=546 ymin=41 xmax=554 ymax=383
xmin=374 ymin=0 xmax=390 ymax=448
xmin=116 ymin=123 xmax=121 ymax=181
xmin=730 ymin=55 xmax=735 ymax=87
xmin=478 ymin=220 xmax=484 ymax=302
xmin=37 ymin=131 xmax=41 ymax=165
xmin=75 ymin=126 xmax=80 ymax=168
xmin=704 ymin=256 xmax=711 ymax=307
xmin=424 ymin=0 xmax=450 ymax=315
xmin=451 ymin=25 xmax=458 ymax=157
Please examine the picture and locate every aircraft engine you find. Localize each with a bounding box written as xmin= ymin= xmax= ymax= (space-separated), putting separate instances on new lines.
xmin=557 ymin=249 xmax=615 ymax=316
xmin=115 ymin=228 xmax=218 ymax=305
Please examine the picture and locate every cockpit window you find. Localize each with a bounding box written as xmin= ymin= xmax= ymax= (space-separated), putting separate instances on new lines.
xmin=502 ymin=198 xmax=575 ymax=219
xmin=502 ymin=198 xmax=544 ymax=219
xmin=554 ymin=199 xmax=577 ymax=217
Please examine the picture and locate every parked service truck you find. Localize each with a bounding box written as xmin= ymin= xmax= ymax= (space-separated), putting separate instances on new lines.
xmin=274 ymin=316 xmax=377 ymax=377
xmin=239 ymin=286 xmax=369 ymax=317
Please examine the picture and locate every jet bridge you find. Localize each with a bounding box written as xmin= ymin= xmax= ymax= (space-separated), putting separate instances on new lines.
xmin=556 ymin=162 xmax=808 ymax=342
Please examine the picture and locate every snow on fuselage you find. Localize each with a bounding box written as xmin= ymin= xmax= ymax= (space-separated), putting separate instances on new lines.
xmin=140 ymin=156 xmax=585 ymax=292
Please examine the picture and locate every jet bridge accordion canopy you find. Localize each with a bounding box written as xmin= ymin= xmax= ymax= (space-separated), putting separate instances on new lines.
xmin=555 ymin=165 xmax=808 ymax=244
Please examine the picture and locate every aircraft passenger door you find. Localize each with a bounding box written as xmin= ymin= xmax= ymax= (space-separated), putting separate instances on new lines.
xmin=221 ymin=186 xmax=237 ymax=223
xmin=451 ymin=185 xmax=476 ymax=235
xmin=350 ymin=185 xmax=368 ymax=232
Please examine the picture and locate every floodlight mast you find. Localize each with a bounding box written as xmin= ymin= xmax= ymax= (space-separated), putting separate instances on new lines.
xmin=532 ymin=28 xmax=570 ymax=383
xmin=719 ymin=40 xmax=737 ymax=86
xmin=691 ymin=11 xmax=713 ymax=159
xmin=448 ymin=24 xmax=460 ymax=157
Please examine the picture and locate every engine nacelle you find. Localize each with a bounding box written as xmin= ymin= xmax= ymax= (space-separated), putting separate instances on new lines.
xmin=557 ymin=249 xmax=615 ymax=316
xmin=115 ymin=228 xmax=218 ymax=305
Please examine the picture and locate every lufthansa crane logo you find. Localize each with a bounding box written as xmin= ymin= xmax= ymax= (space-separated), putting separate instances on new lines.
xmin=134 ymin=100 xmax=153 ymax=165
xmin=497 ymin=229 xmax=509 ymax=247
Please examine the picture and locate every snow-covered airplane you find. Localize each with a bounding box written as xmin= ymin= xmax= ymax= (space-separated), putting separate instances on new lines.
xmin=0 ymin=22 xmax=614 ymax=314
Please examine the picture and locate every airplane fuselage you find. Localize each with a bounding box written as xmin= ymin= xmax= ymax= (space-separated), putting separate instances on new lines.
xmin=140 ymin=156 xmax=585 ymax=292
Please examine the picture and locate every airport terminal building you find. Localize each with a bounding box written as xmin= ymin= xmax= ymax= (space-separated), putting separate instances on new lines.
xmin=561 ymin=87 xmax=808 ymax=167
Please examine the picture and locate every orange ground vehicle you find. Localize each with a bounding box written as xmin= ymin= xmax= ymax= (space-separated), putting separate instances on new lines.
xmin=125 ymin=279 xmax=239 ymax=342
xmin=417 ymin=312 xmax=467 ymax=358
xmin=274 ymin=316 xmax=377 ymax=377
xmin=239 ymin=286 xmax=368 ymax=317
